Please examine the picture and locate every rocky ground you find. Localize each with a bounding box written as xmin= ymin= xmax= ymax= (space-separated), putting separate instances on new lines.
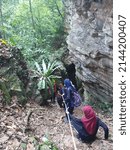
xmin=0 ymin=98 xmax=113 ymax=150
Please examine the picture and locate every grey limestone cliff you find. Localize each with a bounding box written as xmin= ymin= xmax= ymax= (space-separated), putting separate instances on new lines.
xmin=63 ymin=0 xmax=113 ymax=103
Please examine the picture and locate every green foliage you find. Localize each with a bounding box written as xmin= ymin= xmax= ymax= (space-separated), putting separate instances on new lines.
xmin=1 ymin=0 xmax=65 ymax=66
xmin=0 ymin=0 xmax=66 ymax=105
xmin=21 ymin=142 xmax=27 ymax=150
xmin=38 ymin=136 xmax=58 ymax=150
xmin=39 ymin=142 xmax=58 ymax=150
xmin=34 ymin=59 xmax=61 ymax=91
xmin=83 ymin=92 xmax=112 ymax=112
xmin=32 ymin=59 xmax=62 ymax=104
xmin=20 ymin=136 xmax=58 ymax=150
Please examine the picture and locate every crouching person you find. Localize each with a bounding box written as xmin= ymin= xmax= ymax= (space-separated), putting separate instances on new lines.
xmin=70 ymin=105 xmax=109 ymax=143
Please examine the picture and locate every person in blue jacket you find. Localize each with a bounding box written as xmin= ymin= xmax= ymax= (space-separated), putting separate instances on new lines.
xmin=70 ymin=105 xmax=109 ymax=142
xmin=63 ymin=78 xmax=76 ymax=114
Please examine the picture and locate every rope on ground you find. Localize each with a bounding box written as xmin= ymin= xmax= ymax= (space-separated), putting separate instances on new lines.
xmin=62 ymin=95 xmax=77 ymax=150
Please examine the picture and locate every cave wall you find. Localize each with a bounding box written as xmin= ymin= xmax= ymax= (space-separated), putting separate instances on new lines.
xmin=63 ymin=0 xmax=113 ymax=103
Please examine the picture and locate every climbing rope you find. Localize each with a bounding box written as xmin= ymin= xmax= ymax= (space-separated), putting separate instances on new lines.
xmin=62 ymin=95 xmax=78 ymax=150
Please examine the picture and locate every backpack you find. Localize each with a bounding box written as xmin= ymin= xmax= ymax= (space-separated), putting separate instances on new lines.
xmin=72 ymin=91 xmax=82 ymax=107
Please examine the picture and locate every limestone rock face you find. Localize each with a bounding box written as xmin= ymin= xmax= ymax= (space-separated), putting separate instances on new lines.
xmin=64 ymin=0 xmax=113 ymax=103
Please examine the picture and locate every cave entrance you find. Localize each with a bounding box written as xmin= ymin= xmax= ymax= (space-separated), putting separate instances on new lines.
xmin=65 ymin=63 xmax=77 ymax=89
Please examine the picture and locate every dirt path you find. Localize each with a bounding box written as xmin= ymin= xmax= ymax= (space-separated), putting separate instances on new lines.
xmin=0 ymin=100 xmax=113 ymax=150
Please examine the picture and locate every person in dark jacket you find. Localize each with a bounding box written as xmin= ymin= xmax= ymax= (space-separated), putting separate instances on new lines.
xmin=70 ymin=105 xmax=109 ymax=142
xmin=63 ymin=78 xmax=76 ymax=114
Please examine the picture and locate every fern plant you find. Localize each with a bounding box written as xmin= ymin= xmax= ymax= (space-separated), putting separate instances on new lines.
xmin=33 ymin=59 xmax=62 ymax=105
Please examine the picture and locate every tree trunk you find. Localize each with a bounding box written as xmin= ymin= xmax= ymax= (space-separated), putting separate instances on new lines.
xmin=0 ymin=0 xmax=5 ymax=38
xmin=54 ymin=0 xmax=64 ymax=20
xmin=28 ymin=0 xmax=35 ymax=31
xmin=28 ymin=0 xmax=36 ymax=47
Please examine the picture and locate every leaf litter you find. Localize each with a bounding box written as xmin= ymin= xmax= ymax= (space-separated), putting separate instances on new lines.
xmin=0 ymin=99 xmax=113 ymax=150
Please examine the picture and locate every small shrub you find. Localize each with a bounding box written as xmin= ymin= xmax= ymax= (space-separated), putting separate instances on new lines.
xmin=32 ymin=59 xmax=62 ymax=105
